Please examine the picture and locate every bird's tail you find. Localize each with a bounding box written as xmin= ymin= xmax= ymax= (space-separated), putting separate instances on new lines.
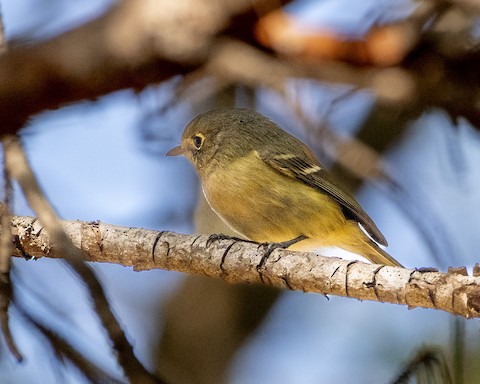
xmin=287 ymin=221 xmax=403 ymax=267
xmin=355 ymin=238 xmax=403 ymax=267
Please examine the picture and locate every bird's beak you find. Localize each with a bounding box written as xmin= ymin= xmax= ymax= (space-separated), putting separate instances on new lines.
xmin=166 ymin=145 xmax=185 ymax=157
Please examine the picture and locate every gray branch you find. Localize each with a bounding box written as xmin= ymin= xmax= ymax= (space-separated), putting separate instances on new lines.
xmin=11 ymin=216 xmax=480 ymax=319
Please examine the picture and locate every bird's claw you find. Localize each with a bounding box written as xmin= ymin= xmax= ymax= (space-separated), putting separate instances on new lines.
xmin=206 ymin=233 xmax=247 ymax=248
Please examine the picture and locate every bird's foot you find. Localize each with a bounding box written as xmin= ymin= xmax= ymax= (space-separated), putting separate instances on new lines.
xmin=206 ymin=233 xmax=252 ymax=248
xmin=258 ymin=235 xmax=307 ymax=255
xmin=257 ymin=236 xmax=307 ymax=282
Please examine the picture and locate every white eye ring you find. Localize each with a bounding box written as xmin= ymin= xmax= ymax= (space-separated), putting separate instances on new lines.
xmin=192 ymin=134 xmax=204 ymax=150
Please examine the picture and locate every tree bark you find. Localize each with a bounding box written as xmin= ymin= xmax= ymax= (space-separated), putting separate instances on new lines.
xmin=11 ymin=216 xmax=480 ymax=319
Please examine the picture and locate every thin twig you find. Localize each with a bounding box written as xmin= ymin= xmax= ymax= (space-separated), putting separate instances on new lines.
xmin=0 ymin=3 xmax=6 ymax=54
xmin=391 ymin=348 xmax=453 ymax=384
xmin=16 ymin=304 xmax=124 ymax=384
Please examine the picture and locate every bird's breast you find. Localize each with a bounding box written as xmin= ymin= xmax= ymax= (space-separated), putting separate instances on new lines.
xmin=200 ymin=152 xmax=345 ymax=243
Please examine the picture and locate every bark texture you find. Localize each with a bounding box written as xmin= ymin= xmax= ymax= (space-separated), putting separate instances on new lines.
xmin=11 ymin=216 xmax=480 ymax=319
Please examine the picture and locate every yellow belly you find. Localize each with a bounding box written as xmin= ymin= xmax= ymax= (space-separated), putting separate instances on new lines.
xmin=201 ymin=153 xmax=346 ymax=243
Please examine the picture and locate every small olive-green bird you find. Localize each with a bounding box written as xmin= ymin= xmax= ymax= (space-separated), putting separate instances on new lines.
xmin=167 ymin=108 xmax=402 ymax=267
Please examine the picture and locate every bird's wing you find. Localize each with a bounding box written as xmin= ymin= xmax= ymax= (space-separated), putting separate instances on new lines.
xmin=257 ymin=150 xmax=388 ymax=246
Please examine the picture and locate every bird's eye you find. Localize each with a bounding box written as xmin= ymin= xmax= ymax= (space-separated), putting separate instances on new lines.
xmin=192 ymin=134 xmax=204 ymax=150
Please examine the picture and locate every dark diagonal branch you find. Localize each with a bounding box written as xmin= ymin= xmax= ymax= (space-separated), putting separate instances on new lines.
xmin=3 ymin=137 xmax=162 ymax=384
xmin=17 ymin=306 xmax=125 ymax=384
xmin=0 ymin=10 xmax=23 ymax=363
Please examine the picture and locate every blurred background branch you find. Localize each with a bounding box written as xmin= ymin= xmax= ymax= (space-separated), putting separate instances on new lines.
xmin=0 ymin=0 xmax=293 ymax=132
xmin=1 ymin=0 xmax=480 ymax=131
xmin=3 ymin=137 xmax=163 ymax=383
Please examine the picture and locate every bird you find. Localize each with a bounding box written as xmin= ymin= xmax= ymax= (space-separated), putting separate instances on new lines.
xmin=167 ymin=108 xmax=402 ymax=267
